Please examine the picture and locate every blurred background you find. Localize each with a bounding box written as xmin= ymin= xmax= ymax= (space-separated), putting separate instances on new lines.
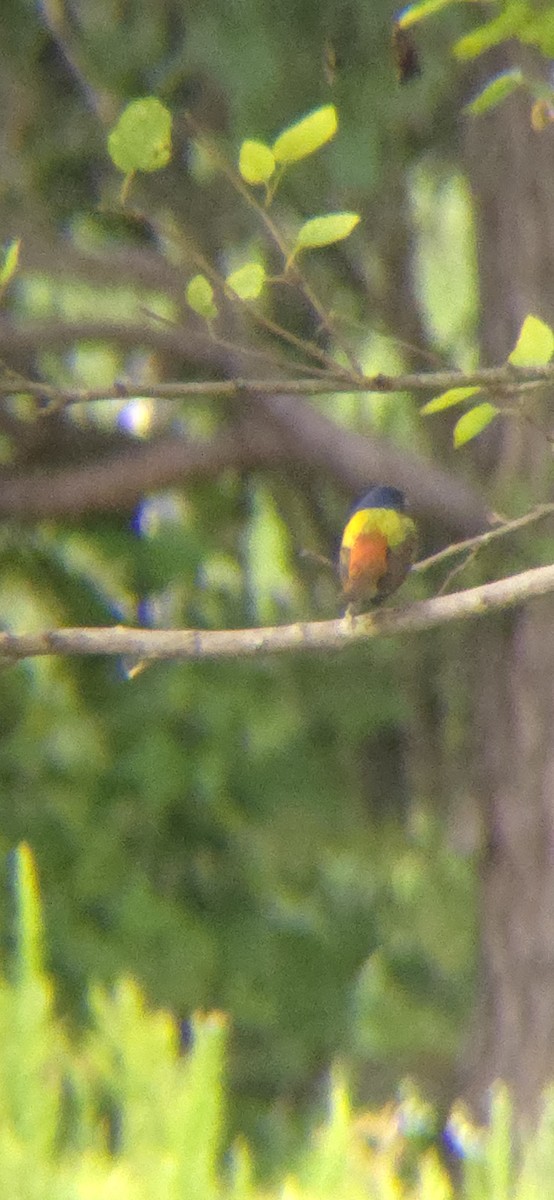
xmin=0 ymin=0 xmax=553 ymax=1162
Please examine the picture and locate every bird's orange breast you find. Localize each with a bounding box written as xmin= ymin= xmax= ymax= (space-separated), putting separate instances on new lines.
xmin=346 ymin=531 xmax=389 ymax=584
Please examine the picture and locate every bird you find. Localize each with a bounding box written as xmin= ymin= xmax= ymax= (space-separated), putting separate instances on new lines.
xmin=339 ymin=485 xmax=417 ymax=614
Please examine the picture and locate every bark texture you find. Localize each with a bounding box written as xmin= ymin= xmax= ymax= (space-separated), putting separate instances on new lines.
xmin=462 ymin=61 xmax=554 ymax=1120
xmin=468 ymin=605 xmax=554 ymax=1120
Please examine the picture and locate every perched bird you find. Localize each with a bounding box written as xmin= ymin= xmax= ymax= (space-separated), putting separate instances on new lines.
xmin=339 ymin=485 xmax=417 ymax=613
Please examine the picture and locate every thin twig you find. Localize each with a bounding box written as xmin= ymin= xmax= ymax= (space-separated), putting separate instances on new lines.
xmin=185 ymin=117 xmax=364 ymax=375
xmin=154 ymin=209 xmax=351 ymax=377
xmin=2 ymin=361 xmax=554 ymax=410
xmin=413 ymin=502 xmax=554 ymax=575
xmin=436 ymin=548 xmax=480 ymax=595
xmin=141 ymin=306 xmax=348 ymax=380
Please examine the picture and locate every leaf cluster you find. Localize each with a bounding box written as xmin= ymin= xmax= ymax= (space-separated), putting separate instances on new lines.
xmin=422 ymin=315 xmax=554 ymax=446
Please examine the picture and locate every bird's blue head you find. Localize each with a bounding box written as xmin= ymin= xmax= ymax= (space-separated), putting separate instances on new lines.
xmin=350 ymin=485 xmax=407 ymax=514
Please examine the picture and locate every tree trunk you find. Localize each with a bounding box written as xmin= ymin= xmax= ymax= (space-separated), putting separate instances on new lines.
xmin=462 ymin=61 xmax=554 ymax=1121
xmin=468 ymin=605 xmax=554 ymax=1120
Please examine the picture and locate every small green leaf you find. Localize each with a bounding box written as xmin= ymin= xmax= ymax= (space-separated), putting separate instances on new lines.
xmin=454 ymin=4 xmax=528 ymax=60
xmin=487 ymin=1084 xmax=514 ymax=1200
xmin=239 ymin=140 xmax=275 ymax=185
xmin=396 ymin=0 xmax=459 ymax=30
xmin=421 ymin=386 xmax=481 ymax=414
xmin=295 ymin=212 xmax=360 ymax=252
xmin=273 ymin=105 xmax=338 ymax=164
xmin=108 ymin=98 xmax=172 ymax=174
xmin=0 ymin=239 xmax=21 ymax=287
xmin=454 ymin=402 xmax=499 ymax=448
xmin=15 ymin=843 xmax=44 ymax=978
xmin=508 ymin=314 xmax=554 ymax=366
xmin=186 ymin=275 xmax=218 ymax=319
xmin=465 ymin=70 xmax=524 ymax=116
xmin=226 ymin=263 xmax=266 ymax=300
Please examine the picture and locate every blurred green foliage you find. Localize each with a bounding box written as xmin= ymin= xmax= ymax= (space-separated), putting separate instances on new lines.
xmin=1 ymin=0 xmax=541 ymax=1161
xmin=0 ymin=504 xmax=476 ymax=1147
xmin=0 ymin=847 xmax=551 ymax=1200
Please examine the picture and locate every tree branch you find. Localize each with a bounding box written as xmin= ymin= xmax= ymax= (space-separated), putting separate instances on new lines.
xmin=0 ymin=399 xmax=487 ymax=531
xmin=1 ymin=361 xmax=553 ymax=406
xmin=0 ymin=317 xmax=228 ymax=375
xmin=0 ymin=422 xmax=286 ymax=518
xmin=2 ymin=562 xmax=553 ymax=665
xmin=414 ymin=502 xmax=554 ymax=573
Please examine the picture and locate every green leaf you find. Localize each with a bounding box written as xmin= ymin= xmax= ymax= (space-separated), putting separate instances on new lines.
xmin=453 ymin=402 xmax=499 ymax=447
xmin=421 ymin=386 xmax=481 ymax=414
xmin=488 ymin=1085 xmax=514 ymax=1200
xmin=239 ymin=140 xmax=275 ymax=185
xmin=108 ymin=98 xmax=172 ymax=174
xmin=0 ymin=238 xmax=20 ymax=288
xmin=15 ymin=843 xmax=44 ymax=979
xmin=454 ymin=3 xmax=529 ymax=60
xmin=226 ymin=263 xmax=266 ymax=300
xmin=186 ymin=275 xmax=218 ymax=319
xmin=273 ymin=105 xmax=338 ymax=164
xmin=396 ymin=0 xmax=460 ymax=30
xmin=465 ymin=70 xmax=524 ymax=116
xmin=508 ymin=314 xmax=554 ymax=366
xmin=521 ymin=9 xmax=554 ymax=56
xmin=294 ymin=212 xmax=360 ymax=251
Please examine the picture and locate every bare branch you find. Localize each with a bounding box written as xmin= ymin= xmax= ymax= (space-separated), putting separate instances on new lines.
xmin=2 ymin=562 xmax=553 ymax=665
xmin=0 ymin=317 xmax=227 ymax=375
xmin=414 ymin=502 xmax=554 ymax=573
xmin=1 ymin=360 xmax=554 ymax=407
xmin=0 ymin=396 xmax=487 ymax=532
xmin=253 ymin=391 xmax=489 ymax=533
xmin=19 ymin=234 xmax=188 ymax=297
xmin=0 ymin=423 xmax=285 ymax=518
